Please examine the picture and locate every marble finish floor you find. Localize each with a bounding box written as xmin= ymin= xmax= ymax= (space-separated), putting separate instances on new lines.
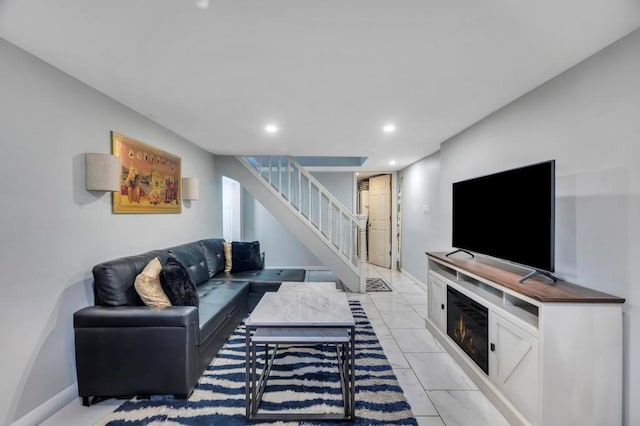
xmin=354 ymin=264 xmax=509 ymax=426
xmin=42 ymin=264 xmax=509 ymax=426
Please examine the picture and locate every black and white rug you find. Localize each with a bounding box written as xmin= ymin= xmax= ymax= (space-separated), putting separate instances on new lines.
xmin=97 ymin=301 xmax=415 ymax=425
xmin=366 ymin=278 xmax=392 ymax=292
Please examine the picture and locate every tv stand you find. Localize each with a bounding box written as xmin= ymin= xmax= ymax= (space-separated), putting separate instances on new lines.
xmin=518 ymin=269 xmax=558 ymax=284
xmin=424 ymin=252 xmax=624 ymax=426
xmin=445 ymin=248 xmax=475 ymax=258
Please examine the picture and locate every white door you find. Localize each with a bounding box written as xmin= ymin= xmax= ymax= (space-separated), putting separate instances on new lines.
xmin=428 ymin=275 xmax=447 ymax=333
xmin=489 ymin=311 xmax=539 ymax=425
xmin=368 ymin=174 xmax=391 ymax=268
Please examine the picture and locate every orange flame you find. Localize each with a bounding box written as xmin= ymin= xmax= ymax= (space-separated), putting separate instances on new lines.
xmin=453 ymin=313 xmax=466 ymax=342
xmin=452 ymin=313 xmax=478 ymax=355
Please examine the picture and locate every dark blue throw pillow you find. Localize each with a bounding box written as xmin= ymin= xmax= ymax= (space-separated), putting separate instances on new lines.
xmin=159 ymin=257 xmax=199 ymax=307
xmin=231 ymin=241 xmax=263 ymax=273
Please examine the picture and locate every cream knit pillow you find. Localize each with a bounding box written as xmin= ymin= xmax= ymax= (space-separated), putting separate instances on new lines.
xmin=223 ymin=242 xmax=233 ymax=272
xmin=134 ymin=257 xmax=172 ymax=309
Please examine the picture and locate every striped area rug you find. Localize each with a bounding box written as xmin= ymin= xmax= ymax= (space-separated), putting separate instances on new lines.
xmin=97 ymin=301 xmax=416 ymax=425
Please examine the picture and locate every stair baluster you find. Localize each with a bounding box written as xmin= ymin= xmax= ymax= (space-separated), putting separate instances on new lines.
xmin=239 ymin=156 xmax=365 ymax=278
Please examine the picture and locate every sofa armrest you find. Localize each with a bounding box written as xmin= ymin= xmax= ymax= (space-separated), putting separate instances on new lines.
xmin=74 ymin=305 xmax=201 ymax=399
xmin=74 ymin=306 xmax=198 ymax=329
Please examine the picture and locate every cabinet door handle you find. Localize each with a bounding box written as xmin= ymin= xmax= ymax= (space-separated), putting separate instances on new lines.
xmin=490 ymin=343 xmax=495 ymax=352
xmin=441 ymin=304 xmax=445 ymax=310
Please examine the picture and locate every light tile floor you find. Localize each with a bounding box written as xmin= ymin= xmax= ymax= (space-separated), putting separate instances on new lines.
xmin=355 ymin=264 xmax=509 ymax=426
xmin=42 ymin=264 xmax=509 ymax=426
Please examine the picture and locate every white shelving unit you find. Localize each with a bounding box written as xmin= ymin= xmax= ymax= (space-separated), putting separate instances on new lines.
xmin=425 ymin=253 xmax=624 ymax=426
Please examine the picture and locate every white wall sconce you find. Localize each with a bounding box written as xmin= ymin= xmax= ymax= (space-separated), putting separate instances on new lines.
xmin=182 ymin=177 xmax=200 ymax=201
xmin=86 ymin=153 xmax=120 ymax=191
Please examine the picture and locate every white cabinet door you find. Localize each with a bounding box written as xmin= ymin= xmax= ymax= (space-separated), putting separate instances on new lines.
xmin=489 ymin=311 xmax=539 ymax=425
xmin=428 ymin=275 xmax=447 ymax=333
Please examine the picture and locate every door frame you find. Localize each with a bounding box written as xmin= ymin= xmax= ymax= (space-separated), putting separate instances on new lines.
xmin=390 ymin=171 xmax=398 ymax=271
xmin=353 ymin=171 xmax=398 ymax=270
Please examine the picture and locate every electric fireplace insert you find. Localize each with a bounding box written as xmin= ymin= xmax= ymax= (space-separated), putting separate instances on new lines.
xmin=447 ymin=286 xmax=489 ymax=374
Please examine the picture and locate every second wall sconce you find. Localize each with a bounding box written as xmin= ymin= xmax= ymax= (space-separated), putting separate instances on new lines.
xmin=182 ymin=177 xmax=200 ymax=201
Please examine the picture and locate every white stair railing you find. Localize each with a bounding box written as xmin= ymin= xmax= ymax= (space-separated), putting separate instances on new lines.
xmin=239 ymin=156 xmax=367 ymax=283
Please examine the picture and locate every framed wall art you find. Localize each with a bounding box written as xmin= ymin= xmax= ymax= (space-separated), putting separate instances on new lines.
xmin=111 ymin=132 xmax=181 ymax=214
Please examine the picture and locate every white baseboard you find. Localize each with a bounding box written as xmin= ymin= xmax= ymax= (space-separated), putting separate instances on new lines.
xmin=11 ymin=383 xmax=77 ymax=426
xmin=271 ymin=265 xmax=328 ymax=270
xmin=399 ymin=269 xmax=428 ymax=291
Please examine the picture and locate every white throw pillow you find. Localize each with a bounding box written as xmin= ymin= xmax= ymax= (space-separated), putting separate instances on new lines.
xmin=223 ymin=242 xmax=233 ymax=272
xmin=134 ymin=257 xmax=172 ymax=309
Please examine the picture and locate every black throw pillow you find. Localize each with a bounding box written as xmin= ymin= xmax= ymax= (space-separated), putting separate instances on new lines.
xmin=159 ymin=257 xmax=199 ymax=307
xmin=231 ymin=241 xmax=263 ymax=273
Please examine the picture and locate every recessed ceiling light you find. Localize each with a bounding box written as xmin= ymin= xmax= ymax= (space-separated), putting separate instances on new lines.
xmin=264 ymin=124 xmax=279 ymax=134
xmin=356 ymin=172 xmax=360 ymax=176
xmin=383 ymin=124 xmax=396 ymax=134
xmin=195 ymin=0 xmax=209 ymax=10
xmin=389 ymin=160 xmax=397 ymax=166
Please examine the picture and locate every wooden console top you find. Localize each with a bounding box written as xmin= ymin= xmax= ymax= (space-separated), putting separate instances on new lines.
xmin=427 ymin=252 xmax=625 ymax=304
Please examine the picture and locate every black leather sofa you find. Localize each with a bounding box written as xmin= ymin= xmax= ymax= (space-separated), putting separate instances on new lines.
xmin=73 ymin=238 xmax=313 ymax=406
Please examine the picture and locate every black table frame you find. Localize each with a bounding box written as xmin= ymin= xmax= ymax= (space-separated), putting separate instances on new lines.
xmin=244 ymin=324 xmax=356 ymax=421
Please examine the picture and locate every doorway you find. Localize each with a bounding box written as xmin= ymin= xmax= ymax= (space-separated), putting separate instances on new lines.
xmin=222 ymin=176 xmax=242 ymax=241
xmin=369 ymin=174 xmax=391 ymax=268
xmin=357 ymin=173 xmax=393 ymax=269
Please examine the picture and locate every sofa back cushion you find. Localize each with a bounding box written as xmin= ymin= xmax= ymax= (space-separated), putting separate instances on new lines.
xmin=199 ymin=238 xmax=226 ymax=277
xmin=167 ymin=242 xmax=209 ymax=286
xmin=92 ymin=250 xmax=165 ymax=307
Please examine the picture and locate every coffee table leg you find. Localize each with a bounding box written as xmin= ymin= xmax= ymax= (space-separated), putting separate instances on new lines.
xmin=251 ymin=341 xmax=257 ymax=416
xmin=245 ymin=326 xmax=251 ymax=418
xmin=350 ymin=326 xmax=356 ymax=419
xmin=340 ymin=343 xmax=348 ymax=417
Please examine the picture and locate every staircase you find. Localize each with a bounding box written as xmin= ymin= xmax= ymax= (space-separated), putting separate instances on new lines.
xmin=215 ymin=155 xmax=367 ymax=293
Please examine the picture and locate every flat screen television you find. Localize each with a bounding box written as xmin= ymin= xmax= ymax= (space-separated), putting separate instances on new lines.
xmin=452 ymin=160 xmax=555 ymax=275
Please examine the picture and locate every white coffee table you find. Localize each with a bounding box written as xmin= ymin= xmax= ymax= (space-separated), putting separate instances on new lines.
xmin=245 ymin=291 xmax=356 ymax=421
xmin=278 ymin=281 xmax=339 ymax=292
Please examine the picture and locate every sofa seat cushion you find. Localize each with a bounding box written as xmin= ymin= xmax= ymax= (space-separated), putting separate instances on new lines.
xmin=196 ymin=280 xmax=228 ymax=298
xmin=214 ymin=268 xmax=306 ymax=283
xmin=197 ymin=281 xmax=249 ymax=344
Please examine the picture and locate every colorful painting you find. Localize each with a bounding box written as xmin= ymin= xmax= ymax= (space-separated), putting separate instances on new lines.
xmin=111 ymin=132 xmax=181 ymax=214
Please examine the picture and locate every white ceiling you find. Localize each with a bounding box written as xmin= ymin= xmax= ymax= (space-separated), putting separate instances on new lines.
xmin=1 ymin=0 xmax=639 ymax=171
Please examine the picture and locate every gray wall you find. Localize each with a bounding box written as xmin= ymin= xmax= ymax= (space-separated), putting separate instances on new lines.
xmin=0 ymin=39 xmax=221 ymax=425
xmin=310 ymin=171 xmax=354 ymax=209
xmin=399 ymin=28 xmax=640 ymax=425
xmin=241 ymin=172 xmax=354 ymax=267
xmin=398 ymin=152 xmax=440 ymax=283
xmin=242 ymin=188 xmax=323 ymax=266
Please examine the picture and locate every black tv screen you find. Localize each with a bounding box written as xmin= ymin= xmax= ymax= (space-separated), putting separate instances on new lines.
xmin=452 ymin=160 xmax=555 ymax=272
